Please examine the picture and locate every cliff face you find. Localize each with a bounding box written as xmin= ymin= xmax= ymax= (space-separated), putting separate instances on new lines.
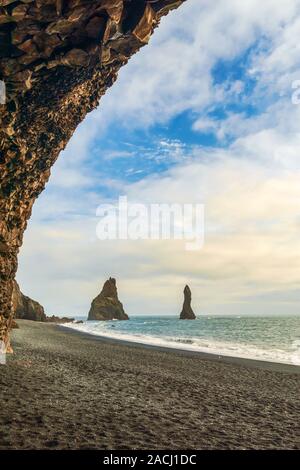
xmin=88 ymin=277 xmax=129 ymax=320
xmin=0 ymin=0 xmax=185 ymax=351
xmin=12 ymin=281 xmax=74 ymax=322
xmin=180 ymin=285 xmax=196 ymax=320
xmin=12 ymin=281 xmax=46 ymax=322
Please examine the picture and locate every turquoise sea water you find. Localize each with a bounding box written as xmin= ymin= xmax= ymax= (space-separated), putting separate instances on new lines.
xmin=65 ymin=315 xmax=300 ymax=365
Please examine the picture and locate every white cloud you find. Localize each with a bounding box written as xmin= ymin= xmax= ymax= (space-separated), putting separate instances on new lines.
xmin=17 ymin=0 xmax=300 ymax=317
xmin=19 ymin=121 xmax=300 ymax=316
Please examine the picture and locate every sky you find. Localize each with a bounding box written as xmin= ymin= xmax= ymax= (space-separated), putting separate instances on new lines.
xmin=17 ymin=0 xmax=300 ymax=317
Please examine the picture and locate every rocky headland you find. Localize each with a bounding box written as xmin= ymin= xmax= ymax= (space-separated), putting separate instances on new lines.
xmin=12 ymin=280 xmax=46 ymax=322
xmin=12 ymin=281 xmax=74 ymax=324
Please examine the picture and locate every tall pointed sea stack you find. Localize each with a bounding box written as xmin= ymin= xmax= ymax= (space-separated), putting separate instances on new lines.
xmin=88 ymin=278 xmax=129 ymax=321
xmin=180 ymin=285 xmax=196 ymax=320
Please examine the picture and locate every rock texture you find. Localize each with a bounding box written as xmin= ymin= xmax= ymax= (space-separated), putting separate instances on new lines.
xmin=180 ymin=285 xmax=196 ymax=320
xmin=11 ymin=319 xmax=19 ymax=328
xmin=46 ymin=315 xmax=74 ymax=324
xmin=12 ymin=280 xmax=74 ymax=323
xmin=0 ymin=1 xmax=185 ymax=351
xmin=12 ymin=280 xmax=46 ymax=322
xmin=88 ymin=277 xmax=129 ymax=320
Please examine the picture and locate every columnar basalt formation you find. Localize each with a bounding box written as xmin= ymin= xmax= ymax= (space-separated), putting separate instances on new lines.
xmin=0 ymin=0 xmax=185 ymax=351
xmin=88 ymin=277 xmax=129 ymax=320
xmin=180 ymin=285 xmax=196 ymax=320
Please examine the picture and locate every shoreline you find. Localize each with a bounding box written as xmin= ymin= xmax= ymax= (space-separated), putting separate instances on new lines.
xmin=60 ymin=324 xmax=300 ymax=375
xmin=1 ymin=320 xmax=299 ymax=450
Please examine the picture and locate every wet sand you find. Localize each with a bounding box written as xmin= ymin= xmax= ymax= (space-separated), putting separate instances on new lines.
xmin=0 ymin=320 xmax=299 ymax=450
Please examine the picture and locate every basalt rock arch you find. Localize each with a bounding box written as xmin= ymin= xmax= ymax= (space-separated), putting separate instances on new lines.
xmin=0 ymin=0 xmax=185 ymax=352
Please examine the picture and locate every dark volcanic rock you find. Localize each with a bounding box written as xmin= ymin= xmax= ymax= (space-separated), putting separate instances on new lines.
xmin=46 ymin=315 xmax=74 ymax=324
xmin=12 ymin=281 xmax=74 ymax=324
xmin=180 ymin=285 xmax=196 ymax=320
xmin=11 ymin=319 xmax=19 ymax=329
xmin=12 ymin=281 xmax=46 ymax=322
xmin=88 ymin=277 xmax=129 ymax=321
xmin=0 ymin=0 xmax=185 ymax=351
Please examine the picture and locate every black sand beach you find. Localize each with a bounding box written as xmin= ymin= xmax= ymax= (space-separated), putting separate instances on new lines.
xmin=0 ymin=320 xmax=299 ymax=450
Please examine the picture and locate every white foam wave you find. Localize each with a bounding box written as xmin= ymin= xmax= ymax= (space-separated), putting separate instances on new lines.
xmin=63 ymin=321 xmax=296 ymax=365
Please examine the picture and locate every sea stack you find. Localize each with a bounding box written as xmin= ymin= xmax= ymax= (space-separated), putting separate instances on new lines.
xmin=180 ymin=285 xmax=196 ymax=320
xmin=88 ymin=278 xmax=129 ymax=321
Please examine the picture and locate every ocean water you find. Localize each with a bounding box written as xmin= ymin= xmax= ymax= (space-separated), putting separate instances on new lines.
xmin=65 ymin=315 xmax=300 ymax=365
